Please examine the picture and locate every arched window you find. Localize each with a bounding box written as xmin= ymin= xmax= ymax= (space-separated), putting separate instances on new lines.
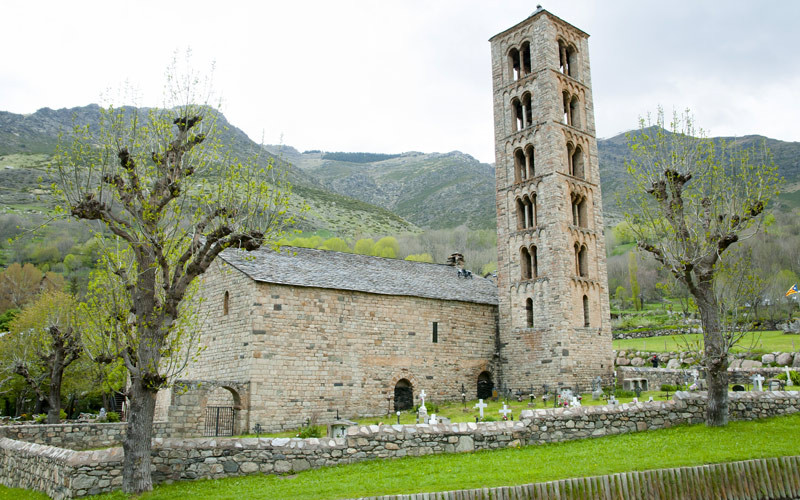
xmin=559 ymin=40 xmax=579 ymax=78
xmin=570 ymin=96 xmax=581 ymax=129
xmin=522 ymin=92 xmax=533 ymax=129
xmin=566 ymin=142 xmax=575 ymax=176
xmin=583 ymin=295 xmax=590 ymax=327
xmin=514 ymin=149 xmax=526 ymax=182
xmin=572 ymin=195 xmax=587 ymax=228
xmin=531 ymin=245 xmax=538 ymax=277
xmin=526 ymin=298 xmax=534 ymax=328
xmin=531 ymin=193 xmax=537 ymax=227
xmin=508 ymin=47 xmax=521 ymax=81
xmin=576 ymin=244 xmax=588 ymax=277
xmin=520 ymin=42 xmax=532 ymax=76
xmin=572 ymin=146 xmax=585 ymax=179
xmin=521 ymin=247 xmax=532 ymax=280
xmin=524 ymin=144 xmax=535 ymax=178
xmin=516 ymin=198 xmax=525 ymax=230
xmin=562 ymin=91 xmax=570 ymax=125
xmin=223 ymin=291 xmax=229 ymax=315
xmin=511 ymin=97 xmax=523 ymax=132
xmin=394 ymin=379 xmax=414 ymax=411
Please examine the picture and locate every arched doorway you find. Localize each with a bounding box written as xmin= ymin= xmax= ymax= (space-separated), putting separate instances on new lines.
xmin=394 ymin=379 xmax=414 ymax=411
xmin=204 ymin=386 xmax=240 ymax=436
xmin=477 ymin=372 xmax=494 ymax=400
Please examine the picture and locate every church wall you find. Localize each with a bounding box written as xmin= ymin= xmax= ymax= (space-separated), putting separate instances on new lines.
xmin=245 ymin=282 xmax=497 ymax=432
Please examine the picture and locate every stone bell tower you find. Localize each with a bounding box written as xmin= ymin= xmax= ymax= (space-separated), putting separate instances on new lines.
xmin=490 ymin=7 xmax=612 ymax=392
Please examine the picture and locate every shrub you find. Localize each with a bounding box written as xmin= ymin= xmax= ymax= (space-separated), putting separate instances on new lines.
xmin=659 ymin=384 xmax=677 ymax=392
xmin=297 ymin=425 xmax=322 ymax=438
xmin=60 ymin=409 xmax=67 ymax=420
xmin=105 ymin=411 xmax=120 ymax=422
xmin=614 ymin=389 xmax=635 ymax=398
xmin=34 ymin=414 xmax=47 ymax=424
xmin=776 ymin=371 xmax=800 ymax=386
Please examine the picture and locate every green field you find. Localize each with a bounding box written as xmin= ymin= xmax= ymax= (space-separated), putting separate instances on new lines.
xmin=613 ymin=330 xmax=800 ymax=354
xmin=2 ymin=413 xmax=797 ymax=500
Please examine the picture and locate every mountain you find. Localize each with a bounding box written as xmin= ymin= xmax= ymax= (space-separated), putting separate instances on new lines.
xmin=264 ymin=146 xmax=497 ymax=230
xmin=0 ymin=106 xmax=417 ymax=236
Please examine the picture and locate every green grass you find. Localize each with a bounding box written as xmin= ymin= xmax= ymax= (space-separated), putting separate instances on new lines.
xmin=246 ymin=393 xmax=668 ymax=438
xmin=613 ymin=330 xmax=800 ymax=354
xmin=2 ymin=413 xmax=777 ymax=499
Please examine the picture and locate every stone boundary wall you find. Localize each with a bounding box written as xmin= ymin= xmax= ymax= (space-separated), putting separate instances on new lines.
xmin=1 ymin=392 xmax=798 ymax=498
xmin=619 ymin=366 xmax=791 ymax=390
xmin=353 ymin=455 xmax=800 ymax=500
xmin=0 ymin=421 xmax=173 ymax=450
xmin=612 ymin=328 xmax=695 ymax=340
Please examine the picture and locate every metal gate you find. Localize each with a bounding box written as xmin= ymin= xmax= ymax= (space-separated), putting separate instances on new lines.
xmin=204 ymin=406 xmax=235 ymax=436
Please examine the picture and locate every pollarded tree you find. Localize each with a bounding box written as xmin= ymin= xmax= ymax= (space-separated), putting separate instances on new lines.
xmin=623 ymin=109 xmax=779 ymax=426
xmin=53 ymin=66 xmax=297 ymax=493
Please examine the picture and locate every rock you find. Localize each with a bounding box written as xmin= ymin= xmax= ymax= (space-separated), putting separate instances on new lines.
xmin=683 ymin=357 xmax=696 ymax=365
xmin=782 ymin=320 xmax=800 ymax=334
xmin=729 ymin=359 xmax=743 ymax=369
xmin=455 ymin=436 xmax=474 ymax=452
xmin=630 ymin=357 xmax=645 ymax=367
xmin=740 ymin=360 xmax=763 ymax=370
xmin=666 ymin=359 xmax=681 ymax=369
xmin=618 ymin=351 xmax=627 ymax=358
xmin=776 ymin=353 xmax=793 ymax=366
xmin=615 ymin=357 xmax=630 ymax=366
xmin=793 ymin=355 xmax=800 ymax=368
xmin=761 ymin=354 xmax=775 ymax=364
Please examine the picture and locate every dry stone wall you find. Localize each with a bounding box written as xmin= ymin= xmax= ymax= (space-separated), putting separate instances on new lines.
xmin=2 ymin=392 xmax=798 ymax=498
xmin=0 ymin=422 xmax=172 ymax=450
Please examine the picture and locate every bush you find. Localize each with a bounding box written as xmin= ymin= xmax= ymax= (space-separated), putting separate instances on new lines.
xmin=105 ymin=411 xmax=120 ymax=423
xmin=60 ymin=409 xmax=67 ymax=420
xmin=776 ymin=370 xmax=800 ymax=386
xmin=659 ymin=384 xmax=677 ymax=392
xmin=34 ymin=413 xmax=47 ymax=424
xmin=614 ymin=389 xmax=635 ymax=398
xmin=297 ymin=425 xmax=322 ymax=438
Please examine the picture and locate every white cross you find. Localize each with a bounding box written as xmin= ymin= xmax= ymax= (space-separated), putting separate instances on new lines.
xmin=419 ymin=390 xmax=427 ymax=407
xmin=785 ymin=366 xmax=794 ymax=387
xmin=474 ymin=399 xmax=488 ymax=418
xmin=498 ymin=403 xmax=512 ymax=419
xmin=752 ymin=374 xmax=765 ymax=391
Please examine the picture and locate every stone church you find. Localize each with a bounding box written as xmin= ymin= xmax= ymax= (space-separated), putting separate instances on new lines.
xmin=158 ymin=7 xmax=613 ymax=435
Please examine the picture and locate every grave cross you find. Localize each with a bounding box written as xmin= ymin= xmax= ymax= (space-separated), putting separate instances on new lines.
xmin=499 ymin=403 xmax=513 ymax=420
xmin=785 ymin=366 xmax=794 ymax=387
xmin=419 ymin=390 xmax=427 ymax=408
xmin=474 ymin=399 xmax=488 ymax=419
xmin=752 ymin=374 xmax=765 ymax=391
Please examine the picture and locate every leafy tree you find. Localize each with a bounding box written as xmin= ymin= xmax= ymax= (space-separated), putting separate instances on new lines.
xmin=353 ymin=238 xmax=375 ymax=255
xmin=52 ymin=65 xmax=296 ymax=492
xmin=5 ymin=290 xmax=82 ymax=424
xmin=0 ymin=262 xmax=65 ymax=311
xmin=318 ymin=237 xmax=351 ymax=252
xmin=622 ymin=109 xmax=779 ymax=426
xmin=614 ymin=286 xmax=628 ymax=310
xmin=374 ymin=236 xmax=399 ymax=258
xmin=404 ymin=253 xmax=434 ymax=263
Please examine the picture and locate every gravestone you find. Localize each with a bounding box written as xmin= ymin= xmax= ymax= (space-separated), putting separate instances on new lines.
xmin=474 ymin=399 xmax=487 ymax=419
xmin=591 ymin=376 xmax=603 ymax=400
xmin=498 ymin=403 xmax=512 ymax=420
xmin=608 ymin=395 xmax=618 ymax=406
xmin=785 ymin=366 xmax=794 ymax=387
xmin=752 ymin=373 xmax=765 ymax=391
xmin=417 ymin=390 xmax=428 ymax=422
xmin=732 ymin=384 xmax=746 ymax=392
xmin=429 ymin=414 xmax=437 ymax=425
xmin=768 ymin=379 xmax=782 ymax=391
xmin=570 ymin=396 xmax=581 ymax=407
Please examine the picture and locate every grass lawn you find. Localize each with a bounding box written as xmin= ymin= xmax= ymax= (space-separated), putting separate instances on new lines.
xmin=613 ymin=330 xmax=800 ymax=354
xmin=0 ymin=412 xmax=777 ymax=499
xmin=247 ymin=392 xmax=669 ymax=438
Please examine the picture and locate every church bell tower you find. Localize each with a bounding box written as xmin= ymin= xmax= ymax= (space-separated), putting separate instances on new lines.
xmin=490 ymin=7 xmax=613 ymax=392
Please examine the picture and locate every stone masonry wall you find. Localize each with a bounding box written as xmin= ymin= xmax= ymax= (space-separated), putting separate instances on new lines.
xmin=181 ymin=262 xmax=498 ymax=432
xmin=619 ymin=366 xmax=792 ymax=390
xmin=491 ymin=11 xmax=613 ymax=394
xmin=2 ymin=391 xmax=798 ymax=498
xmin=0 ymin=422 xmax=173 ymax=450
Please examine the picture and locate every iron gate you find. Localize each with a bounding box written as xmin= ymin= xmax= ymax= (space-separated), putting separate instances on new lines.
xmin=204 ymin=406 xmax=235 ymax=436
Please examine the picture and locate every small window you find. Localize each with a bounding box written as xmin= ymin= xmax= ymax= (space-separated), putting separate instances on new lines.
xmin=526 ymin=298 xmax=534 ymax=328
xmin=432 ymin=322 xmax=438 ymax=343
xmin=223 ymin=291 xmax=229 ymax=315
xmin=583 ymin=295 xmax=590 ymax=327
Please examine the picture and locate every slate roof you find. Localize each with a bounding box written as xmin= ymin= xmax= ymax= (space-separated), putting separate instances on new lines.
xmin=220 ymin=246 xmax=498 ymax=306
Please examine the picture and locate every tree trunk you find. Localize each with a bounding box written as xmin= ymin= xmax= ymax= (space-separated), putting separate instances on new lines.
xmin=695 ymin=280 xmax=729 ymax=426
xmin=47 ymin=370 xmax=63 ymax=424
xmin=122 ymin=377 xmax=157 ymax=493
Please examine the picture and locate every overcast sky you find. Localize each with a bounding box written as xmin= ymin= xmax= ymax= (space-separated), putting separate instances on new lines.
xmin=2 ymin=1 xmax=798 ymax=163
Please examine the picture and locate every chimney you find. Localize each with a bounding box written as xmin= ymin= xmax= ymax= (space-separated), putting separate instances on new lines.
xmin=447 ymin=253 xmax=465 ymax=268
